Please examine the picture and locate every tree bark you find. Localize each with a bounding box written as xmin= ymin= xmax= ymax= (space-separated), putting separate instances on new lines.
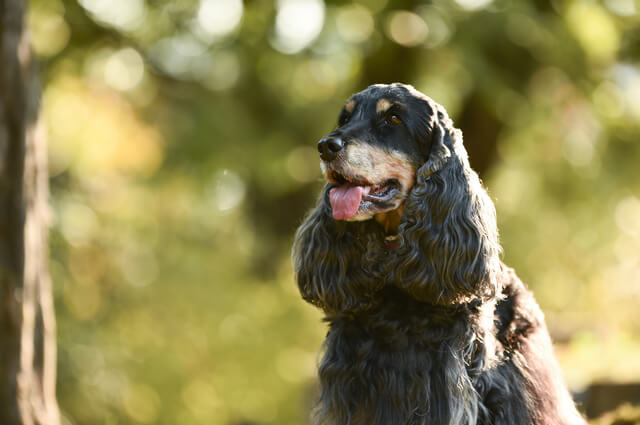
xmin=0 ymin=0 xmax=60 ymax=424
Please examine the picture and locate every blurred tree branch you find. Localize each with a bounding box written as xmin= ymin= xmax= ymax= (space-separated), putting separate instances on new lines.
xmin=0 ymin=0 xmax=60 ymax=423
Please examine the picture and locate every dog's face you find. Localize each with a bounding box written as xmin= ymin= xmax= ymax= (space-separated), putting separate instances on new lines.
xmin=297 ymin=83 xmax=502 ymax=309
xmin=318 ymin=83 xmax=432 ymax=223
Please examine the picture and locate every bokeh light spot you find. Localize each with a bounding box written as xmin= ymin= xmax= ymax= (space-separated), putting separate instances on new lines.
xmin=604 ymin=0 xmax=637 ymax=16
xmin=122 ymin=383 xmax=160 ymax=424
xmin=336 ymin=4 xmax=375 ymax=43
xmin=417 ymin=6 xmax=452 ymax=48
xmin=563 ymin=131 xmax=595 ymax=168
xmin=615 ymin=196 xmax=640 ymax=238
xmin=273 ymin=0 xmax=325 ymax=54
xmin=149 ymin=34 xmax=208 ymax=79
xmin=59 ymin=201 xmax=98 ymax=245
xmin=181 ymin=379 xmax=222 ymax=423
xmin=562 ymin=102 xmax=601 ymax=169
xmin=119 ymin=245 xmax=158 ymax=288
xmin=44 ymin=76 xmax=165 ymax=178
xmin=609 ymin=64 xmax=640 ymax=118
xmin=209 ymin=169 xmax=246 ymax=212
xmin=592 ymin=81 xmax=624 ymax=119
xmin=566 ymin=2 xmax=619 ymax=62
xmin=454 ymin=0 xmax=493 ymax=11
xmin=78 ymin=0 xmax=145 ymax=32
xmin=29 ymin=9 xmax=70 ymax=57
xmin=491 ymin=166 xmax=537 ymax=215
xmin=104 ymin=48 xmax=145 ymax=92
xmin=197 ymin=0 xmax=243 ymax=41
xmin=292 ymin=59 xmax=338 ymax=102
xmin=385 ymin=11 xmax=428 ymax=47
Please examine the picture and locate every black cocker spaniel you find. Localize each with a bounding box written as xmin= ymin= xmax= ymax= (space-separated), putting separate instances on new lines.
xmin=293 ymin=83 xmax=586 ymax=425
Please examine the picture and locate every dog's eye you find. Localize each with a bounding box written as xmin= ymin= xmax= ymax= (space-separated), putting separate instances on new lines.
xmin=385 ymin=114 xmax=402 ymax=125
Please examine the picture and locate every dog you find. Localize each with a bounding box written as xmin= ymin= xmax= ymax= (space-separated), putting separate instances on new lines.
xmin=292 ymin=83 xmax=586 ymax=425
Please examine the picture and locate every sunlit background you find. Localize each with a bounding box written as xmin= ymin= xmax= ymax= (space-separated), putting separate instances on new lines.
xmin=29 ymin=0 xmax=640 ymax=423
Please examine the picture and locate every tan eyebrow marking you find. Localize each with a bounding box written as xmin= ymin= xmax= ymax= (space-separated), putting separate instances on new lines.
xmin=345 ymin=100 xmax=356 ymax=113
xmin=376 ymin=98 xmax=393 ymax=114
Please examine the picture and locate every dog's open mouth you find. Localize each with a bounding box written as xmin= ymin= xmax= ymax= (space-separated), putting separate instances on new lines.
xmin=327 ymin=170 xmax=400 ymax=220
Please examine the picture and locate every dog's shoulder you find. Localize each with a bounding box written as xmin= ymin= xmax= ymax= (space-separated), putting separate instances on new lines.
xmin=494 ymin=264 xmax=545 ymax=352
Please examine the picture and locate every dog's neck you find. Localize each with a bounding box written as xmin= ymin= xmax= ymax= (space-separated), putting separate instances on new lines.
xmin=374 ymin=206 xmax=404 ymax=234
xmin=327 ymin=287 xmax=491 ymax=347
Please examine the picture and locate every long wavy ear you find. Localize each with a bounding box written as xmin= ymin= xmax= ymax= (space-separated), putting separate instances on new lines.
xmin=391 ymin=109 xmax=502 ymax=304
xmin=292 ymin=185 xmax=385 ymax=314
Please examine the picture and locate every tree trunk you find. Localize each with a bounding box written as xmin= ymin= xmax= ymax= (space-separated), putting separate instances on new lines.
xmin=0 ymin=0 xmax=60 ymax=424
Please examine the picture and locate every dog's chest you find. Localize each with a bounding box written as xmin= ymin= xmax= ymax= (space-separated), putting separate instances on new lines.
xmin=318 ymin=309 xmax=481 ymax=425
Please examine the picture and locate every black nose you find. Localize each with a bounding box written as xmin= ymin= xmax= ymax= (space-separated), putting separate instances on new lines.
xmin=317 ymin=137 xmax=344 ymax=161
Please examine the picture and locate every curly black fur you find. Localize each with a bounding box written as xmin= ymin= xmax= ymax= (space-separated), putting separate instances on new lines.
xmin=293 ymin=84 xmax=586 ymax=425
xmin=391 ymin=108 xmax=501 ymax=305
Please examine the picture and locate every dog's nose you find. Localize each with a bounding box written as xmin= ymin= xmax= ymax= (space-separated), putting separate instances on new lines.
xmin=317 ymin=137 xmax=344 ymax=161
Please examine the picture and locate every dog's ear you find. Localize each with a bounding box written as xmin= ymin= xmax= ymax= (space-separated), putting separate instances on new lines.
xmin=417 ymin=120 xmax=451 ymax=178
xmin=292 ymin=185 xmax=385 ymax=313
xmin=391 ymin=108 xmax=502 ymax=304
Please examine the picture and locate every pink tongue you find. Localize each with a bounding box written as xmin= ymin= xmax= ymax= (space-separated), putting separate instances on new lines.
xmin=329 ymin=185 xmax=370 ymax=220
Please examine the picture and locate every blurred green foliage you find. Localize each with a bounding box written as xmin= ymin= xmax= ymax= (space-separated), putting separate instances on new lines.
xmin=29 ymin=0 xmax=640 ymax=423
xmin=591 ymin=403 xmax=640 ymax=425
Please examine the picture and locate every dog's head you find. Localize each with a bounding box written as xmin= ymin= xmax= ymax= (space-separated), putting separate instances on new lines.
xmin=294 ymin=83 xmax=501 ymax=310
xmin=319 ymin=83 xmax=433 ymax=226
